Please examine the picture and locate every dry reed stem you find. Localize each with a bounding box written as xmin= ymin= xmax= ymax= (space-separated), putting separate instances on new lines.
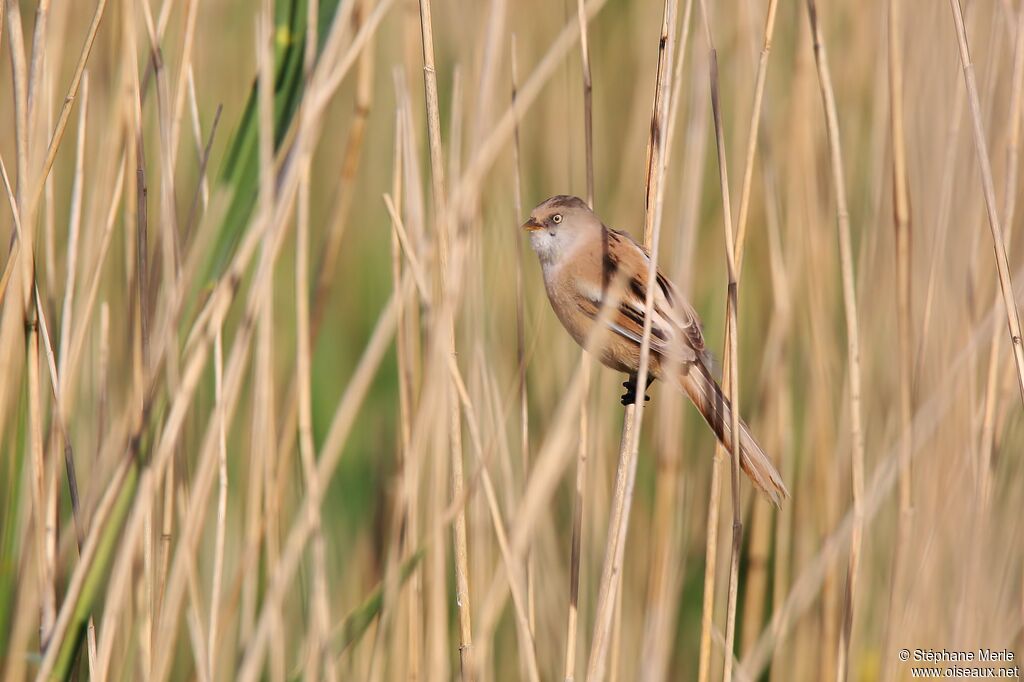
xmin=565 ymin=1 xmax=595 ymax=678
xmin=693 ymin=2 xmax=747 ymax=679
xmin=950 ymin=0 xmax=1024 ymax=663
xmin=803 ymin=2 xmax=867 ymax=680
xmin=94 ymin=460 xmax=143 ymax=680
xmin=35 ymin=455 xmax=135 ymax=679
xmin=183 ymin=567 xmax=210 ymax=682
xmin=295 ymin=11 xmax=334 ymax=677
xmin=917 ymin=79 xmax=964 ymax=384
xmin=736 ymin=0 xmax=783 ymax=647
xmin=947 ymin=0 xmax=1024 ymax=404
xmin=577 ymin=0 xmax=595 ymax=209
xmin=586 ymin=2 xmax=678 ymax=679
xmin=383 ymin=195 xmax=432 ymax=300
xmin=9 ymin=0 xmax=61 ymax=655
xmin=414 ymin=2 xmax=474 ymax=677
xmin=4 ymin=3 xmax=47 ymax=652
xmin=397 ymin=90 xmax=427 ymax=682
xmin=29 ymin=273 xmax=52 ymax=655
xmin=56 ymin=70 xmax=86 ymax=378
xmin=694 ymin=56 xmax=720 ymax=682
xmin=977 ymin=0 xmax=1024 ymax=505
xmin=58 ymin=148 xmax=125 ymax=417
xmin=296 ymin=159 xmax=339 ymax=682
xmin=447 ymin=64 xmax=463 ymax=185
xmin=764 ymin=174 xmax=794 ymax=681
xmin=259 ymin=10 xmax=284 ymax=678
xmin=23 ymin=0 xmax=108 ymax=227
xmin=126 ymin=23 xmax=162 ymax=661
xmin=30 ymin=275 xmax=98 ymax=674
xmin=208 ymin=330 xmax=227 ymax=681
xmin=310 ymin=0 xmax=373 ymax=339
xmin=167 ymin=0 xmax=199 ymax=174
xmin=181 ymin=104 xmax=221 ymax=245
xmin=386 ymin=110 xmax=423 ymax=679
xmin=698 ymin=4 xmax=745 ymax=677
xmin=388 ymin=171 xmax=413 ymax=682
xmin=468 ymin=0 xmax=506 ymax=152
xmin=0 ymin=150 xmax=81 ymax=673
xmin=25 ymin=0 xmax=49 ymax=140
xmin=26 ymin=0 xmax=49 ymax=304
xmin=733 ymin=0 xmax=779 ymax=269
xmin=185 ymin=68 xmax=209 ymax=210
xmin=881 ymin=0 xmax=915 ymax=676
xmin=609 ymin=584 xmax=624 ymax=682
xmin=639 ymin=3 xmax=697 ymax=675
xmin=308 ymin=0 xmax=388 ymax=118
xmin=509 ymin=35 xmax=537 ymax=649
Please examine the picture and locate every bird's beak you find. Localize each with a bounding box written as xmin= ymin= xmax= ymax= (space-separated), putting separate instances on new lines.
xmin=522 ymin=216 xmax=544 ymax=232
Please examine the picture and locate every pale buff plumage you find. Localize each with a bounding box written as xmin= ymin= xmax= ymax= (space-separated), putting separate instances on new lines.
xmin=523 ymin=194 xmax=789 ymax=506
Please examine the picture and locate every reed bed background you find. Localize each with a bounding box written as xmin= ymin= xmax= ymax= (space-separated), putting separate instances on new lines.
xmin=1 ymin=0 xmax=1023 ymax=679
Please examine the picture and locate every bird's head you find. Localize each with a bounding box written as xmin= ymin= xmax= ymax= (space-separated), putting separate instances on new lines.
xmin=522 ymin=195 xmax=596 ymax=264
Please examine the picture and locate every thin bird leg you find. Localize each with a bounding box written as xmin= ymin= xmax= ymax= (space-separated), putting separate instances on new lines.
xmin=620 ymin=373 xmax=655 ymax=406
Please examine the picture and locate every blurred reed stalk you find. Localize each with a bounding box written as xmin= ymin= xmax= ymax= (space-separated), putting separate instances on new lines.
xmin=736 ymin=0 xmax=781 ymax=663
xmin=804 ymin=1 xmax=866 ymax=680
xmin=955 ymin=0 xmax=1024 ymax=665
xmin=696 ymin=0 xmax=746 ymax=678
xmin=509 ymin=32 xmax=536 ymax=646
xmin=414 ymin=0 xmax=474 ymax=677
xmin=388 ymin=85 xmax=424 ymax=682
xmin=978 ymin=0 xmax=1024 ymax=509
xmin=640 ymin=5 xmax=701 ymax=676
xmin=881 ymin=0 xmax=914 ymax=677
xmin=586 ymin=1 xmax=679 ymax=679
xmin=564 ymin=1 xmax=594 ymax=679
xmin=947 ymin=0 xmax=1024 ymax=405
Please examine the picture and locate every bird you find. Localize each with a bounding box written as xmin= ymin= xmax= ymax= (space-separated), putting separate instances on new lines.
xmin=522 ymin=194 xmax=789 ymax=506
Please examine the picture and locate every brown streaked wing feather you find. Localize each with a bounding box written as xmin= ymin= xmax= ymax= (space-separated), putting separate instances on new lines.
xmin=608 ymin=228 xmax=705 ymax=354
xmin=570 ymin=227 xmax=699 ymax=364
xmin=571 ymin=283 xmax=673 ymax=351
xmin=655 ymin=271 xmax=705 ymax=353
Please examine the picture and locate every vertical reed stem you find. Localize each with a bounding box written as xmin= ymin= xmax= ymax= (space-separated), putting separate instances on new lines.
xmin=586 ymin=2 xmax=678 ymax=679
xmin=881 ymin=0 xmax=914 ymax=676
xmin=565 ymin=1 xmax=595 ymax=678
xmin=804 ymin=2 xmax=866 ymax=680
xmin=947 ymin=0 xmax=1024 ymax=405
xmin=415 ymin=1 xmax=474 ymax=676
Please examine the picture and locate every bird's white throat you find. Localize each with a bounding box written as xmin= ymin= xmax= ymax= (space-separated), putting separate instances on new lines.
xmin=530 ymin=227 xmax=587 ymax=274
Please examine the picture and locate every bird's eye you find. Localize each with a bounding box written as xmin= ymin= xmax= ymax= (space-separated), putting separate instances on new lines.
xmin=552 ymin=214 xmax=563 ymax=224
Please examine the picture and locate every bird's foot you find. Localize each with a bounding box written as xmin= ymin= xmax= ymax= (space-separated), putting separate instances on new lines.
xmin=620 ymin=375 xmax=654 ymax=406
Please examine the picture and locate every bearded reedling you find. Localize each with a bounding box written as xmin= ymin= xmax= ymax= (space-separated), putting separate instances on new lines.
xmin=523 ymin=195 xmax=788 ymax=506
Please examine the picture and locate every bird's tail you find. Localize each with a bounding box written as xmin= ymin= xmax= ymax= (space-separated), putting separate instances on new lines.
xmin=672 ymin=360 xmax=789 ymax=507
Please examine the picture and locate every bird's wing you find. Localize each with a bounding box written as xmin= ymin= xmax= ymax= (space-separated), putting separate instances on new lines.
xmin=572 ymin=228 xmax=703 ymax=364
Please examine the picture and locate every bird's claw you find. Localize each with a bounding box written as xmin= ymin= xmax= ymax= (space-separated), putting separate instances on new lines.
xmin=620 ymin=378 xmax=652 ymax=406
